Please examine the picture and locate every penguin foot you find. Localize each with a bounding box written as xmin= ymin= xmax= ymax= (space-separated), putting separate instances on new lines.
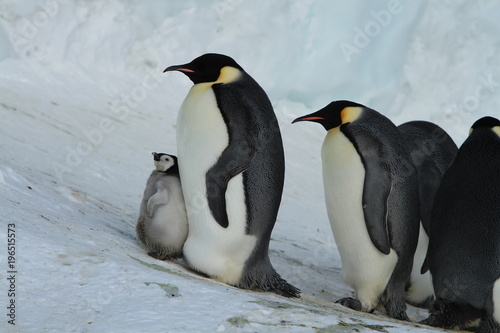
xmin=147 ymin=250 xmax=181 ymax=260
xmin=382 ymin=298 xmax=410 ymax=321
xmin=420 ymin=298 xmax=483 ymax=330
xmin=386 ymin=309 xmax=410 ymax=322
xmin=148 ymin=251 xmax=167 ymax=260
xmin=253 ymin=273 xmax=300 ymax=298
xmin=267 ymin=278 xmax=301 ymax=298
xmin=237 ymin=264 xmax=301 ymax=298
xmin=477 ymin=315 xmax=500 ymax=333
xmin=419 ymin=299 xmax=450 ymax=328
xmin=335 ymin=297 xmax=363 ymax=311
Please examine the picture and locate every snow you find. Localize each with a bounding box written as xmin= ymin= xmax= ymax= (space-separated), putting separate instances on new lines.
xmin=0 ymin=0 xmax=499 ymax=332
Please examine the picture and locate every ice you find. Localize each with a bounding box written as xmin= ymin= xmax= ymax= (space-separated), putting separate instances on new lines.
xmin=1 ymin=0 xmax=499 ymax=332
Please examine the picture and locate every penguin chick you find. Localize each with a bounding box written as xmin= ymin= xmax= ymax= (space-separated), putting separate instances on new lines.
xmin=398 ymin=121 xmax=458 ymax=308
xmin=136 ymin=152 xmax=188 ymax=260
xmin=422 ymin=116 xmax=500 ymax=333
xmin=293 ymin=100 xmax=420 ymax=320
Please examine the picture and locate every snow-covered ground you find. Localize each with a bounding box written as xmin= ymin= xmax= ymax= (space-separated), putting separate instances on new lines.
xmin=1 ymin=1 xmax=499 ymax=332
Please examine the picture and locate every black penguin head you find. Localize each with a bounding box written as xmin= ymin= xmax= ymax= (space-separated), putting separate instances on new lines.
xmin=151 ymin=152 xmax=179 ymax=175
xmin=469 ymin=116 xmax=500 ymax=135
xmin=292 ymin=100 xmax=367 ymax=131
xmin=163 ymin=53 xmax=243 ymax=84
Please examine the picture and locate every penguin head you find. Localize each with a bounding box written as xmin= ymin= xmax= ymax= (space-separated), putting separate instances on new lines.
xmin=152 ymin=152 xmax=179 ymax=174
xmin=469 ymin=116 xmax=500 ymax=136
xmin=292 ymin=100 xmax=366 ymax=131
xmin=163 ymin=53 xmax=243 ymax=84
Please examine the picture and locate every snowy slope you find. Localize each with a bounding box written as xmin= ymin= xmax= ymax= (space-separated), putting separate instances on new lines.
xmin=1 ymin=1 xmax=499 ymax=332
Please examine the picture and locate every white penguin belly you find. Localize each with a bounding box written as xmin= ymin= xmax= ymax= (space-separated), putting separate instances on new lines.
xmin=321 ymin=128 xmax=398 ymax=310
xmin=493 ymin=278 xmax=500 ymax=323
xmin=176 ymin=84 xmax=257 ymax=284
xmin=407 ymin=223 xmax=434 ymax=305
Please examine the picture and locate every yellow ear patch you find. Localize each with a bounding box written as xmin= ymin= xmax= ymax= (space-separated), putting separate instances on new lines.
xmin=216 ymin=66 xmax=241 ymax=84
xmin=469 ymin=126 xmax=500 ymax=137
xmin=341 ymin=106 xmax=363 ymax=124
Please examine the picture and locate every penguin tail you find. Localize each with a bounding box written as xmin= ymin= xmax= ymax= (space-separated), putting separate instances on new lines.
xmin=264 ymin=274 xmax=301 ymax=298
xmin=238 ymin=259 xmax=301 ymax=298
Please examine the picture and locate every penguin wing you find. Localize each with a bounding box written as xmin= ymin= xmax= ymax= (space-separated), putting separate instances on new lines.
xmin=206 ymin=137 xmax=256 ymax=228
xmin=416 ymin=161 xmax=441 ymax=234
xmin=343 ymin=126 xmax=392 ymax=255
xmin=146 ymin=189 xmax=169 ymax=218
xmin=362 ymin=153 xmax=392 ymax=255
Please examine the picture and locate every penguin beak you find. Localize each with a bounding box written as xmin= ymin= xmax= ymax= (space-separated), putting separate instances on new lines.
xmin=163 ymin=64 xmax=195 ymax=73
xmin=292 ymin=116 xmax=325 ymax=124
xmin=152 ymin=152 xmax=160 ymax=161
xmin=292 ymin=109 xmax=333 ymax=131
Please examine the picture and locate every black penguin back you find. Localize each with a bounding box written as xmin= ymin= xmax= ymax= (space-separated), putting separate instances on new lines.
xmin=398 ymin=121 xmax=458 ymax=233
xmin=428 ymin=119 xmax=500 ymax=311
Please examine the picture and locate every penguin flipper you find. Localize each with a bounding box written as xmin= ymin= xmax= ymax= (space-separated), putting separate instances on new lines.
xmin=146 ymin=189 xmax=169 ymax=218
xmin=206 ymin=138 xmax=256 ymax=228
xmin=416 ymin=162 xmax=441 ymax=234
xmin=343 ymin=126 xmax=391 ymax=255
xmin=362 ymin=156 xmax=392 ymax=255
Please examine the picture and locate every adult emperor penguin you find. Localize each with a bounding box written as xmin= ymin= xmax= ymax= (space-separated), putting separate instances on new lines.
xmin=397 ymin=121 xmax=458 ymax=308
xmin=163 ymin=53 xmax=299 ymax=297
xmin=293 ymin=100 xmax=419 ymax=320
xmin=136 ymin=153 xmax=188 ymax=260
xmin=422 ymin=116 xmax=500 ymax=332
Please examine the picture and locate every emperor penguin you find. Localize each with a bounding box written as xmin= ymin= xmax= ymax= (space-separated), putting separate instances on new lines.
xmin=163 ymin=53 xmax=299 ymax=297
xmin=397 ymin=121 xmax=458 ymax=308
xmin=292 ymin=100 xmax=419 ymax=320
xmin=136 ymin=153 xmax=188 ymax=260
xmin=422 ymin=116 xmax=500 ymax=332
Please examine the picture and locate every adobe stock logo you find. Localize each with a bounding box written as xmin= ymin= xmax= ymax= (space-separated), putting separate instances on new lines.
xmin=10 ymin=0 xmax=69 ymax=60
xmin=339 ymin=0 xmax=403 ymax=64
xmin=444 ymin=73 xmax=498 ymax=125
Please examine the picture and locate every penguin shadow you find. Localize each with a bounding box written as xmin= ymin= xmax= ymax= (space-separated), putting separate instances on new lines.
xmin=137 ymin=246 xmax=306 ymax=297
xmin=133 ymin=247 xmax=210 ymax=280
xmin=134 ymin=231 xmax=456 ymax=331
xmin=134 ymin=233 xmax=434 ymax=326
xmin=138 ymin=248 xmax=269 ymax=294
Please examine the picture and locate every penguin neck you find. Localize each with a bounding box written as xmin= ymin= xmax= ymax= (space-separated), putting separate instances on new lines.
xmin=326 ymin=126 xmax=341 ymax=137
xmin=166 ymin=164 xmax=180 ymax=176
xmin=153 ymin=168 xmax=178 ymax=176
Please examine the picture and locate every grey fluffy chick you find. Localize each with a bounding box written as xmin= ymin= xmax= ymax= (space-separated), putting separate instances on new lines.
xmin=136 ymin=153 xmax=188 ymax=259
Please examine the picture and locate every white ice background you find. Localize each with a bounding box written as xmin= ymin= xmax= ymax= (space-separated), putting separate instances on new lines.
xmin=0 ymin=0 xmax=499 ymax=332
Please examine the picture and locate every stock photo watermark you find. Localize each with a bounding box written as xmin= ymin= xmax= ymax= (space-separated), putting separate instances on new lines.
xmin=6 ymin=223 xmax=17 ymax=326
xmin=340 ymin=0 xmax=403 ymax=64
xmin=444 ymin=73 xmax=498 ymax=124
xmin=214 ymin=0 xmax=243 ymax=19
xmin=441 ymin=278 xmax=467 ymax=302
xmin=10 ymin=0 xmax=69 ymax=59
